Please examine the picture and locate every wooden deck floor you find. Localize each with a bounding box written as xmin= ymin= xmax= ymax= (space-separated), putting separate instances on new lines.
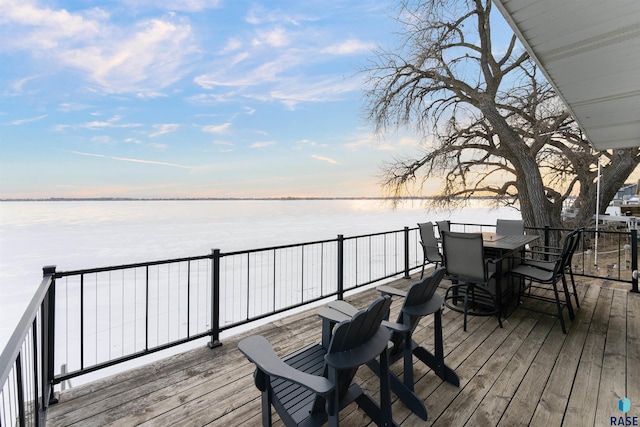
xmin=46 ymin=272 xmax=640 ymax=426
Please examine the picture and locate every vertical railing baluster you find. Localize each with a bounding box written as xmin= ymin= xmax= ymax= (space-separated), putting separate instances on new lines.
xmin=320 ymin=242 xmax=325 ymax=296
xmin=544 ymin=226 xmax=551 ymax=260
xmin=337 ymin=235 xmax=344 ymax=300
xmin=187 ymin=261 xmax=191 ymax=338
xmin=31 ymin=317 xmax=40 ymax=427
xmin=404 ymin=226 xmax=410 ymax=278
xmin=80 ymin=273 xmax=84 ymax=371
xmin=145 ymin=265 xmax=149 ymax=352
xmin=246 ymin=252 xmax=250 ymax=321
xmin=16 ymin=353 xmax=26 ymax=427
xmin=42 ymin=265 xmax=56 ymax=406
xmin=209 ymin=249 xmax=222 ymax=348
xmin=631 ymin=229 xmax=638 ymax=293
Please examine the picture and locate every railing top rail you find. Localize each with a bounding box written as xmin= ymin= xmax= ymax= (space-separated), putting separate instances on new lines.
xmin=0 ymin=266 xmax=54 ymax=387
xmin=221 ymin=237 xmax=338 ymax=257
xmin=54 ymin=254 xmax=213 ymax=278
xmin=52 ymin=231 xmax=407 ymax=278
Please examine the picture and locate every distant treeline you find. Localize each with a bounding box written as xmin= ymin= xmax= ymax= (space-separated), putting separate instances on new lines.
xmin=0 ymin=196 xmax=498 ymax=202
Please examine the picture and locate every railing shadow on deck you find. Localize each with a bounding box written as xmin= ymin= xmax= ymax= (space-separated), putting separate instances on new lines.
xmin=1 ymin=223 xmax=637 ymax=426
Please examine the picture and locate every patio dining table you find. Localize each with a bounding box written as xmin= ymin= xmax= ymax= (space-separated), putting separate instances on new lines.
xmin=481 ymin=232 xmax=539 ymax=315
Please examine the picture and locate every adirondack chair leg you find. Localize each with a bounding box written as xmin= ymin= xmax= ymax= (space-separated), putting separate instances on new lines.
xmin=358 ymin=350 xmax=399 ymax=426
xmin=366 ymin=356 xmax=427 ymax=421
xmin=261 ymin=389 xmax=272 ymax=426
xmin=327 ymin=367 xmax=340 ymax=427
xmin=411 ymin=310 xmax=460 ymax=387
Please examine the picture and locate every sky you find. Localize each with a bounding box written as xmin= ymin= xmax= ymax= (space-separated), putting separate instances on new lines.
xmin=0 ymin=0 xmax=434 ymax=199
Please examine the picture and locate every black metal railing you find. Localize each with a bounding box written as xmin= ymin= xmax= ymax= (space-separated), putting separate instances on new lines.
xmin=1 ymin=224 xmax=637 ymax=426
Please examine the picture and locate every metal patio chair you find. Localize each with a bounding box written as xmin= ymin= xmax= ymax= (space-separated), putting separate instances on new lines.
xmin=417 ymin=222 xmax=443 ymax=278
xmin=496 ymin=219 xmax=525 ymax=235
xmin=441 ymin=231 xmax=503 ymax=332
xmin=436 ymin=220 xmax=450 ymax=237
xmin=238 ymin=296 xmax=396 ymax=427
xmin=509 ymin=229 xmax=580 ymax=334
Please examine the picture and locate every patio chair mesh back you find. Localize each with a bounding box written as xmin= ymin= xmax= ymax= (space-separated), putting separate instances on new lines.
xmin=418 ymin=222 xmax=442 ymax=261
xmin=496 ymin=219 xmax=525 ymax=235
xmin=554 ymin=229 xmax=579 ymax=276
xmin=441 ymin=231 xmax=486 ymax=283
xmin=436 ymin=220 xmax=450 ymax=236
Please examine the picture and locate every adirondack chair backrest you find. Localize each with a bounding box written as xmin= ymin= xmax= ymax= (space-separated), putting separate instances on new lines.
xmin=404 ymin=267 xmax=444 ymax=309
xmin=316 ymin=296 xmax=391 ymax=411
xmin=327 ymin=295 xmax=391 ymax=354
xmin=388 ymin=268 xmax=445 ymax=351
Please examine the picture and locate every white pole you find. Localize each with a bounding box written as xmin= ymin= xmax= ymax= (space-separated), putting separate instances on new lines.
xmin=594 ymin=159 xmax=601 ymax=267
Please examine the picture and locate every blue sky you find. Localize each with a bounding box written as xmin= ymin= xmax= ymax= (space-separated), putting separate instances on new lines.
xmin=1 ymin=0 xmax=433 ymax=198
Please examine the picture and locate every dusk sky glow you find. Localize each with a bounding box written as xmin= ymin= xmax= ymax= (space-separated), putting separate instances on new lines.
xmin=0 ymin=0 xmax=520 ymax=199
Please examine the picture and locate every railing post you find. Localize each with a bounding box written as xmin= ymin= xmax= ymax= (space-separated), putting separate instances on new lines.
xmin=337 ymin=235 xmax=344 ymax=300
xmin=631 ymin=229 xmax=638 ymax=293
xmin=544 ymin=226 xmax=551 ymax=260
xmin=42 ymin=265 xmax=57 ymax=406
xmin=403 ymin=226 xmax=411 ymax=279
xmin=208 ymin=249 xmax=222 ymax=348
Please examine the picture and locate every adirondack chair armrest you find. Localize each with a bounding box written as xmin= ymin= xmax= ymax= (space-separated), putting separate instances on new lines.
xmin=377 ymin=285 xmax=407 ymax=298
xmin=238 ymin=335 xmax=334 ymax=396
xmin=325 ymin=300 xmax=359 ymax=316
xmin=382 ymin=319 xmax=410 ymax=334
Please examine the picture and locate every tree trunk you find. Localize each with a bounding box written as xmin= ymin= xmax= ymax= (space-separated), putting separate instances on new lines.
xmin=572 ymin=149 xmax=640 ymax=228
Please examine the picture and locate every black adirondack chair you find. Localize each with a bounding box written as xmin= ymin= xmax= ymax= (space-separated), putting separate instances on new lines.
xmin=322 ymin=268 xmax=459 ymax=421
xmin=238 ymin=296 xmax=397 ymax=427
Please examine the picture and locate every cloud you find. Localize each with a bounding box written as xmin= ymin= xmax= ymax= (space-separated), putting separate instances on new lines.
xmin=67 ymin=150 xmax=192 ymax=169
xmin=149 ymin=123 xmax=180 ymax=137
xmin=321 ymin=39 xmax=375 ymax=55
xmin=268 ymin=76 xmax=362 ymax=110
xmin=202 ymin=123 xmax=231 ymax=134
xmin=81 ymin=115 xmax=141 ymax=130
xmin=0 ymin=2 xmax=198 ymax=95
xmin=58 ymin=102 xmax=91 ymax=112
xmin=345 ymin=131 xmax=422 ymax=151
xmin=11 ymin=114 xmax=47 ymax=125
xmin=9 ymin=76 xmax=39 ymax=94
xmin=221 ymin=37 xmax=242 ymax=53
xmin=123 ymin=0 xmax=223 ymax=12
xmin=245 ymin=5 xmax=315 ymax=26
xmin=252 ymin=27 xmax=289 ymax=48
xmin=311 ymin=154 xmax=339 ymax=165
xmin=250 ymin=141 xmax=275 ymax=148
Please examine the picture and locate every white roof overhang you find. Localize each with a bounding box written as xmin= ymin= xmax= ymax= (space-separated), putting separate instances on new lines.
xmin=492 ymin=0 xmax=640 ymax=151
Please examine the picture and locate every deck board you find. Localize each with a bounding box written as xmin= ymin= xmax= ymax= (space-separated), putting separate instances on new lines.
xmin=46 ymin=272 xmax=639 ymax=426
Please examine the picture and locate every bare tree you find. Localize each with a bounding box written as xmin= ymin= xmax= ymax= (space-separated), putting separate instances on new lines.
xmin=364 ymin=0 xmax=640 ymax=231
